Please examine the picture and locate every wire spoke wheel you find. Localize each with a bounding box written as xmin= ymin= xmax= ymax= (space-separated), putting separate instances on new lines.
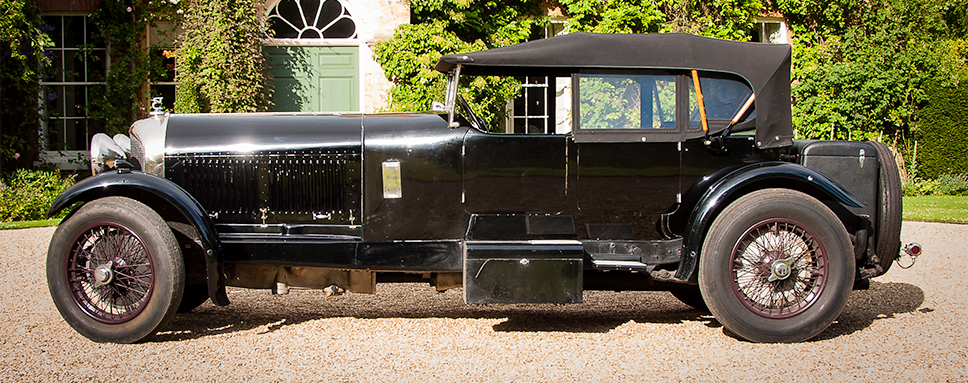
xmin=730 ymin=219 xmax=827 ymax=319
xmin=67 ymin=223 xmax=155 ymax=324
xmin=47 ymin=197 xmax=184 ymax=343
xmin=699 ymin=189 xmax=853 ymax=343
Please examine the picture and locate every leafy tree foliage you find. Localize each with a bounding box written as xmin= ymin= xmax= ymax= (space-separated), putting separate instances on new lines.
xmin=174 ymin=0 xmax=271 ymax=113
xmin=780 ymin=0 xmax=968 ymax=145
xmin=375 ymin=1 xmax=547 ymax=129
xmin=0 ymin=0 xmax=52 ymax=172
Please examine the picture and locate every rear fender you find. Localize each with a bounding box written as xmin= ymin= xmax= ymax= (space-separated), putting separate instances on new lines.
xmin=675 ymin=162 xmax=863 ymax=282
xmin=48 ymin=170 xmax=229 ymax=306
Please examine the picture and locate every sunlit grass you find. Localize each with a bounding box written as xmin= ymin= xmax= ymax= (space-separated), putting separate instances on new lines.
xmin=904 ymin=196 xmax=968 ymax=224
xmin=0 ymin=219 xmax=61 ymax=230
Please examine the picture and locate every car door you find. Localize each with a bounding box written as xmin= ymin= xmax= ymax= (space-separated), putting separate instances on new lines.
xmin=462 ymin=128 xmax=567 ymax=214
xmin=573 ymin=71 xmax=685 ymax=239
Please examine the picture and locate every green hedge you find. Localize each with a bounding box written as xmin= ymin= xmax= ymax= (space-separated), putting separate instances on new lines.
xmin=0 ymin=169 xmax=76 ymax=222
xmin=917 ymin=83 xmax=968 ymax=179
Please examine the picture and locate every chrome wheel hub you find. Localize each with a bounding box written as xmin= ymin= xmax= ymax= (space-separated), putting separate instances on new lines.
xmin=768 ymin=258 xmax=794 ymax=282
xmin=93 ymin=262 xmax=114 ymax=288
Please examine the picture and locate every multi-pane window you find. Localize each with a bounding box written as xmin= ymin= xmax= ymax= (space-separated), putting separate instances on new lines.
xmin=150 ymin=48 xmax=177 ymax=112
xmin=40 ymin=15 xmax=107 ymax=151
xmin=753 ymin=18 xmax=789 ymax=44
xmin=504 ymin=21 xmax=566 ymax=135
xmin=508 ymin=76 xmax=551 ymax=134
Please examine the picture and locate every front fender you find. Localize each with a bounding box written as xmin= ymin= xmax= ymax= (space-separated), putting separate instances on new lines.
xmin=48 ymin=170 xmax=229 ymax=306
xmin=675 ymin=162 xmax=864 ymax=282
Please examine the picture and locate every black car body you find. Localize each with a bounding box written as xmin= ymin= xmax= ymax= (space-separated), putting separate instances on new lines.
xmin=47 ymin=33 xmax=909 ymax=344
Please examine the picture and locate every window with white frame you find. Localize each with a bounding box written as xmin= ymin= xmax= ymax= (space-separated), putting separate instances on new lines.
xmin=504 ymin=21 xmax=568 ymax=134
xmin=753 ymin=18 xmax=789 ymax=44
xmin=40 ymin=15 xmax=107 ymax=151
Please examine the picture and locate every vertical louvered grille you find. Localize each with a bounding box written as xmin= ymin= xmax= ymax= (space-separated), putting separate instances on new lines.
xmin=172 ymin=151 xmax=358 ymax=222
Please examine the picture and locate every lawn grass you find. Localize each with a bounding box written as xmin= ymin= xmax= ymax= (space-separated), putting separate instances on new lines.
xmin=903 ymin=196 xmax=968 ymax=224
xmin=0 ymin=219 xmax=61 ymax=230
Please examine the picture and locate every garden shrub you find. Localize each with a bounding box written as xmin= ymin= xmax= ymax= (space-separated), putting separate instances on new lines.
xmin=917 ymin=82 xmax=968 ymax=179
xmin=0 ymin=169 xmax=76 ymax=222
xmin=902 ymin=174 xmax=968 ymax=196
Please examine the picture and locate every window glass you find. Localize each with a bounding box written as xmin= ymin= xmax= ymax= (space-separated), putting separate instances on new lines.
xmin=41 ymin=15 xmax=108 ymax=151
xmin=579 ymin=73 xmax=676 ymax=130
xmin=688 ymin=74 xmax=754 ymax=129
xmin=506 ymin=76 xmax=550 ymax=134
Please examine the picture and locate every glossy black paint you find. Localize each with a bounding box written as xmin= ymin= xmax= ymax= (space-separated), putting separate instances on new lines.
xmin=164 ymin=113 xmax=364 ymax=154
xmin=97 ymin=110 xmax=872 ymax=289
xmin=464 ymin=241 xmax=584 ymax=303
xmin=462 ymin=130 xmax=567 ymax=214
xmin=362 ymin=114 xmax=466 ymax=241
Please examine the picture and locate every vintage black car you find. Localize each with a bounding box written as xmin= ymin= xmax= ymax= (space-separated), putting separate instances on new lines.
xmin=47 ymin=33 xmax=916 ymax=344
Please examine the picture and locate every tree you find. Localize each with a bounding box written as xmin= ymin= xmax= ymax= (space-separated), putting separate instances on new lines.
xmin=89 ymin=0 xmax=183 ymax=135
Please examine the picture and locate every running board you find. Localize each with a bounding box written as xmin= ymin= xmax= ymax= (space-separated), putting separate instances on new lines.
xmin=589 ymin=254 xmax=652 ymax=271
xmin=585 ymin=238 xmax=682 ymax=271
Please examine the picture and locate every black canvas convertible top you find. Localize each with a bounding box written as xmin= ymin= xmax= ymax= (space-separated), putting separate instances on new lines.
xmin=436 ymin=33 xmax=793 ymax=148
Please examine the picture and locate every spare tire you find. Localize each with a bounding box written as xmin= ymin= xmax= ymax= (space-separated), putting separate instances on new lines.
xmin=870 ymin=141 xmax=902 ymax=275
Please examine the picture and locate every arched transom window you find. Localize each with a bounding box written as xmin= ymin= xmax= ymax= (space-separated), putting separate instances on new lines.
xmin=267 ymin=0 xmax=357 ymax=39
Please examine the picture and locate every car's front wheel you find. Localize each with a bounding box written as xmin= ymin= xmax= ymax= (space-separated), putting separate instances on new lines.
xmin=47 ymin=197 xmax=185 ymax=343
xmin=699 ymin=189 xmax=854 ymax=343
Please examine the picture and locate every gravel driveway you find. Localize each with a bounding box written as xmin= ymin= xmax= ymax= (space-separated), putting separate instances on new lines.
xmin=0 ymin=222 xmax=964 ymax=382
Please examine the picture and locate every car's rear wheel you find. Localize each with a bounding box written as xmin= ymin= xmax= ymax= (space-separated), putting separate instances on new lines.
xmin=699 ymin=189 xmax=854 ymax=343
xmin=47 ymin=197 xmax=185 ymax=343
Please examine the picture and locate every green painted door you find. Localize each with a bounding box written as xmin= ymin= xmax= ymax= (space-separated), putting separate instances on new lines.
xmin=265 ymin=46 xmax=359 ymax=112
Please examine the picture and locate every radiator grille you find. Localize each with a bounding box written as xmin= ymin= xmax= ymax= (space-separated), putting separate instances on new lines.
xmin=171 ymin=152 xmax=360 ymax=222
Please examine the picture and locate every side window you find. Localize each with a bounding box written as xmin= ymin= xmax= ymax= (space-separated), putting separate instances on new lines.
xmin=578 ymin=73 xmax=676 ymax=130
xmin=688 ymin=73 xmax=754 ymax=130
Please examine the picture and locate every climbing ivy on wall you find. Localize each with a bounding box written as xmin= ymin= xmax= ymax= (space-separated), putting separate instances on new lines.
xmin=0 ymin=0 xmax=52 ymax=172
xmin=778 ymin=0 xmax=968 ymax=177
xmin=173 ymin=0 xmax=272 ymax=113
xmin=88 ymin=0 xmax=183 ymax=135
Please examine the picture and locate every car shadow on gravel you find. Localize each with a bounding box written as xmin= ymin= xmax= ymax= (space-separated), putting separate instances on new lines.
xmin=153 ymin=281 xmax=921 ymax=343
xmin=715 ymin=281 xmax=926 ymax=343
xmin=152 ymin=289 xmax=713 ymax=342
xmin=812 ymin=281 xmax=925 ymax=341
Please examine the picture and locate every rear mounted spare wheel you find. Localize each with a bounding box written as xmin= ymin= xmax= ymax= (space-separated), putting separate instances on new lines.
xmin=699 ymin=189 xmax=854 ymax=343
xmin=46 ymin=197 xmax=185 ymax=343
xmin=870 ymin=141 xmax=902 ymax=275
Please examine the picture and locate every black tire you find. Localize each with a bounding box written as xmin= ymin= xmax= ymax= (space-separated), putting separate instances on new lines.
xmin=47 ymin=197 xmax=185 ymax=343
xmin=870 ymin=141 xmax=902 ymax=274
xmin=698 ymin=189 xmax=854 ymax=343
xmin=177 ymin=284 xmax=210 ymax=313
xmin=670 ymin=288 xmax=708 ymax=311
